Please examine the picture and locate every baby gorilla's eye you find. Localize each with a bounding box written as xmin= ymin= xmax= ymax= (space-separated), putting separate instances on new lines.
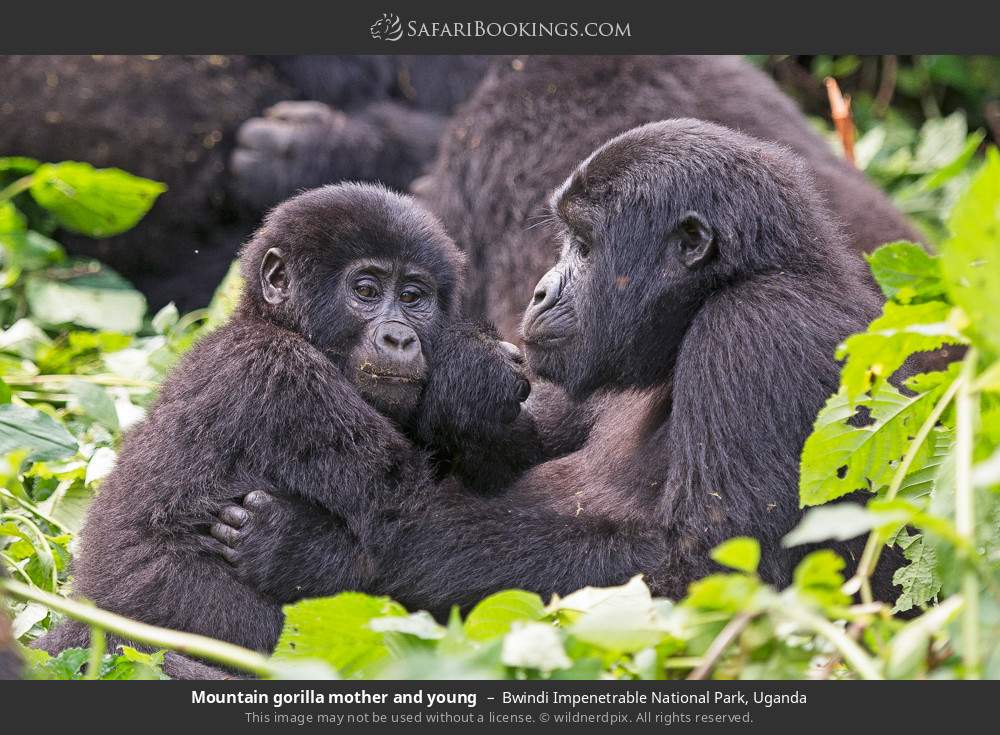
xmin=353 ymin=281 xmax=379 ymax=300
xmin=399 ymin=288 xmax=423 ymax=305
xmin=574 ymin=235 xmax=591 ymax=259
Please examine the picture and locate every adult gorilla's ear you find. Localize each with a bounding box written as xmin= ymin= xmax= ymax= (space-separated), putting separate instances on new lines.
xmin=260 ymin=247 xmax=290 ymax=305
xmin=675 ymin=211 xmax=716 ymax=269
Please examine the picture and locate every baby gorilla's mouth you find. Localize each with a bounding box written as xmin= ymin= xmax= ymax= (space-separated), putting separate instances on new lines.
xmin=358 ymin=364 xmax=423 ymax=384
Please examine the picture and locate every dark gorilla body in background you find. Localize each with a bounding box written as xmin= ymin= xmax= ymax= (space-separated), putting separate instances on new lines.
xmin=214 ymin=121 xmax=904 ymax=622
xmin=424 ymin=55 xmax=924 ymax=339
xmin=0 ymin=55 xmax=488 ymax=311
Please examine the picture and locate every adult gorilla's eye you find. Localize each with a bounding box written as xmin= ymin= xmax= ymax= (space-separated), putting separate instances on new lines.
xmin=574 ymin=236 xmax=591 ymax=258
xmin=399 ymin=288 xmax=423 ymax=305
xmin=353 ymin=280 xmax=379 ymax=300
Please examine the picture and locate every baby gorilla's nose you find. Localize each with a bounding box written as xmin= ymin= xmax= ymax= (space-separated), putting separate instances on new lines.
xmin=374 ymin=322 xmax=420 ymax=361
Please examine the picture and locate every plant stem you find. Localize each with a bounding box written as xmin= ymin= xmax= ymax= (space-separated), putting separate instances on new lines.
xmin=85 ymin=626 xmax=106 ymax=680
xmin=4 ymin=374 xmax=158 ymax=390
xmin=0 ymin=174 xmax=35 ymax=203
xmin=955 ymin=348 xmax=980 ymax=678
xmin=687 ymin=611 xmax=756 ymax=680
xmin=780 ymin=601 xmax=883 ymax=680
xmin=0 ymin=578 xmax=276 ymax=678
xmin=851 ymin=375 xmax=963 ymax=604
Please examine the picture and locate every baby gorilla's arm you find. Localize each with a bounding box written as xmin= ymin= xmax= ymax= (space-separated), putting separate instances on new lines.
xmin=415 ymin=323 xmax=541 ymax=493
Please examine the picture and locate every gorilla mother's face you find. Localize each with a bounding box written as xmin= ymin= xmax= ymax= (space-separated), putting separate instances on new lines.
xmin=520 ymin=138 xmax=720 ymax=398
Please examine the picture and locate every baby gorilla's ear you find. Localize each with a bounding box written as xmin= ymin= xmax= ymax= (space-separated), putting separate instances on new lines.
xmin=260 ymin=247 xmax=291 ymax=305
xmin=675 ymin=211 xmax=716 ymax=269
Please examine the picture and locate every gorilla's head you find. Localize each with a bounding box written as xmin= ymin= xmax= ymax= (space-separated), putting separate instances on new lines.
xmin=240 ymin=183 xmax=466 ymax=421
xmin=521 ymin=119 xmax=839 ymax=398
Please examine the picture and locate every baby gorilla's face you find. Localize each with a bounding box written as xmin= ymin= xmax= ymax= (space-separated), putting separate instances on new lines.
xmin=340 ymin=258 xmax=442 ymax=424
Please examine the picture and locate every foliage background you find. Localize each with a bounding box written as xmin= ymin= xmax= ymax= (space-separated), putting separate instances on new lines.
xmin=0 ymin=55 xmax=998 ymax=681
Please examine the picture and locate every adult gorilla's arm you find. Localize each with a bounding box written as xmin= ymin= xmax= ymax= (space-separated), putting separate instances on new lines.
xmin=213 ymin=483 xmax=668 ymax=617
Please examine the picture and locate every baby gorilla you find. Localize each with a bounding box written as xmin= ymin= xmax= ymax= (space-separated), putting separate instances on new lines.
xmin=35 ymin=183 xmax=530 ymax=662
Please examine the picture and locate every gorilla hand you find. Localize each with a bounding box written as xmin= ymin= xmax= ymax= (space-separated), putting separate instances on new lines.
xmin=211 ymin=490 xmax=360 ymax=604
xmin=418 ymin=322 xmax=531 ymax=443
xmin=416 ymin=322 xmax=541 ymax=492
xmin=230 ymin=101 xmax=383 ymax=211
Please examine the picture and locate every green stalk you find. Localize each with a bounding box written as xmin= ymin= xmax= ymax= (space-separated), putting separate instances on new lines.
xmin=0 ymin=174 xmax=35 ymax=203
xmin=85 ymin=626 xmax=106 ymax=680
xmin=0 ymin=578 xmax=276 ymax=678
xmin=954 ymin=348 xmax=980 ymax=678
xmin=851 ymin=374 xmax=962 ymax=604
xmin=780 ymin=600 xmax=883 ymax=680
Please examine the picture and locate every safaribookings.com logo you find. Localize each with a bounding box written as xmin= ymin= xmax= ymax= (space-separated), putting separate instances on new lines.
xmin=370 ymin=13 xmax=404 ymax=41
xmin=370 ymin=14 xmax=631 ymax=41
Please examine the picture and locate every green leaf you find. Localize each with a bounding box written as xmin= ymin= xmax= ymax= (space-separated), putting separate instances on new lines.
xmin=837 ymin=300 xmax=965 ymax=399
xmin=204 ymin=259 xmax=244 ymax=331
xmin=0 ymin=156 xmax=40 ymax=175
xmin=793 ymin=550 xmax=850 ymax=608
xmin=70 ymin=381 xmax=120 ymax=432
xmin=275 ymin=593 xmax=406 ymax=677
xmin=151 ymin=302 xmax=180 ymax=334
xmin=783 ymin=504 xmax=890 ymax=547
xmin=0 ymin=404 xmax=77 ymax=462
xmin=891 ymin=532 xmax=942 ymax=613
xmin=29 ymin=162 xmax=166 ymax=237
xmin=369 ymin=611 xmax=445 ymax=640
xmin=500 ymin=622 xmax=571 ymax=672
xmin=865 ymin=241 xmax=946 ymax=304
xmin=710 ymin=537 xmax=760 ymax=573
xmin=561 ymin=576 xmax=664 ymax=653
xmin=939 ymin=147 xmax=1000 ymax=353
xmin=37 ymin=479 xmax=92 ymax=534
xmin=25 ymin=265 xmax=146 ymax=333
xmin=0 ymin=201 xmax=27 ymax=232
xmin=683 ymin=574 xmax=761 ymax=613
xmin=799 ymin=376 xmax=952 ymax=506
xmin=911 ymin=112 xmax=968 ymax=174
xmin=464 ymin=590 xmax=545 ymax=642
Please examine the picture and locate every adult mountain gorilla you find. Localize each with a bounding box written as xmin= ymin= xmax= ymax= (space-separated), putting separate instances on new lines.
xmin=0 ymin=55 xmax=487 ymax=310
xmin=422 ymin=55 xmax=923 ymax=339
xmin=212 ymin=121 xmax=903 ymax=615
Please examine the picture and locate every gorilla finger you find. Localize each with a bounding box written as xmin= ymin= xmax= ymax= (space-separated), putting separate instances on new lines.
xmin=499 ymin=341 xmax=524 ymax=365
xmin=515 ymin=378 xmax=531 ymax=402
xmin=219 ymin=504 xmax=249 ymax=528
xmin=244 ymin=490 xmax=275 ymax=511
xmin=266 ymin=100 xmax=337 ymax=124
xmin=236 ymin=117 xmax=295 ymax=153
xmin=203 ymin=537 xmax=240 ymax=566
xmin=210 ymin=522 xmax=242 ymax=549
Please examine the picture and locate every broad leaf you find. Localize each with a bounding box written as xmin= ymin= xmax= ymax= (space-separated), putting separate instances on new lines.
xmin=29 ymin=162 xmax=166 ymax=237
xmin=799 ymin=376 xmax=952 ymax=507
xmin=710 ymin=537 xmax=760 ymax=574
xmin=0 ymin=404 xmax=77 ymax=462
xmin=836 ymin=300 xmax=965 ymax=399
xmin=939 ymin=147 xmax=1000 ymax=353
xmin=275 ymin=593 xmax=406 ymax=677
xmin=865 ymin=241 xmax=945 ymax=304
xmin=464 ymin=590 xmax=545 ymax=642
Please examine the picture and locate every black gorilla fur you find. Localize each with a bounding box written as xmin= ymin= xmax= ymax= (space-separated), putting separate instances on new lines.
xmin=214 ymin=121 xmax=903 ymax=619
xmin=423 ymin=55 xmax=924 ymax=339
xmin=0 ymin=55 xmax=488 ymax=311
xmin=33 ymin=183 xmax=531 ymax=668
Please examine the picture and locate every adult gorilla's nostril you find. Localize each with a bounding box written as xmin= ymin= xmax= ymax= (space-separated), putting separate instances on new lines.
xmin=526 ymin=269 xmax=563 ymax=317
